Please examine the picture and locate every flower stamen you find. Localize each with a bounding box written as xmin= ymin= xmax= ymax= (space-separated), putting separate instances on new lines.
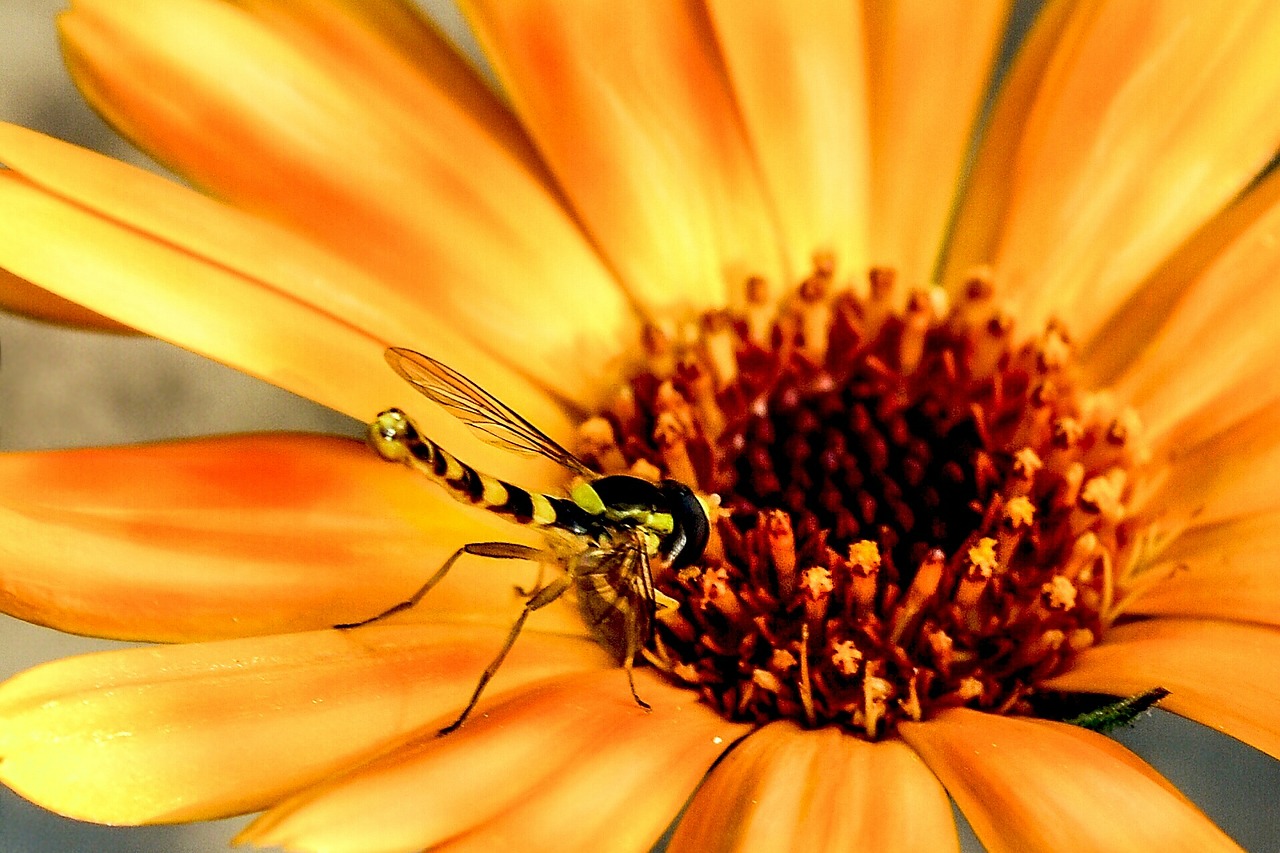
xmin=583 ymin=262 xmax=1149 ymax=737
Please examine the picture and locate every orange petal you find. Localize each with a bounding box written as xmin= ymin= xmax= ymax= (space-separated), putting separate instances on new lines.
xmin=1105 ymin=167 xmax=1280 ymax=448
xmin=900 ymin=708 xmax=1241 ymax=853
xmin=1045 ymin=618 xmax=1280 ymax=762
xmin=1126 ymin=513 xmax=1280 ymax=627
xmin=704 ymin=1 xmax=870 ymax=283
xmin=941 ymin=0 xmax=1075 ymax=287
xmin=0 ymin=129 xmax=574 ymax=484
xmin=463 ymin=0 xmax=785 ymax=312
xmin=0 ymin=434 xmax=586 ymax=641
xmin=0 ymin=266 xmax=134 ymax=333
xmin=865 ymin=0 xmax=1010 ymax=285
xmin=1135 ymin=399 xmax=1280 ymax=534
xmin=224 ymin=0 xmax=549 ymax=181
xmin=1080 ymin=161 xmax=1280 ymax=395
xmin=59 ymin=0 xmax=637 ymax=403
xmin=239 ymin=670 xmax=746 ymax=853
xmin=949 ymin=1 xmax=1280 ymax=344
xmin=668 ymin=722 xmax=957 ymax=853
xmin=0 ymin=625 xmax=610 ymax=824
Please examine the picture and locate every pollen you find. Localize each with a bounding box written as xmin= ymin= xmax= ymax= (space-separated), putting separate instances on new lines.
xmin=578 ymin=263 xmax=1148 ymax=737
xmin=967 ymin=537 xmax=998 ymax=577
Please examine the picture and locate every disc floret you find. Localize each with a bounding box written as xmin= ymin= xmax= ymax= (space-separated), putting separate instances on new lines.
xmin=578 ymin=266 xmax=1146 ymax=738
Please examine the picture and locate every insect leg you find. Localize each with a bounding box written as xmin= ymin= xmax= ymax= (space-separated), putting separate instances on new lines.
xmin=439 ymin=572 xmax=574 ymax=735
xmin=336 ymin=542 xmax=546 ymax=629
xmin=621 ymin=595 xmax=652 ymax=713
xmin=513 ymin=561 xmax=549 ymax=597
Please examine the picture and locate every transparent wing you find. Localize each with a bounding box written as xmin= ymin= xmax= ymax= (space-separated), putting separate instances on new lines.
xmin=576 ymin=537 xmax=656 ymax=642
xmin=385 ymin=347 xmax=596 ymax=477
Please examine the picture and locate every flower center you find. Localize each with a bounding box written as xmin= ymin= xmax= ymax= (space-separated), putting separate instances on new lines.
xmin=577 ymin=263 xmax=1146 ymax=738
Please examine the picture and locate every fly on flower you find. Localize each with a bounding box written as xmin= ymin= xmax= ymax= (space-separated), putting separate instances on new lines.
xmin=344 ymin=347 xmax=714 ymax=734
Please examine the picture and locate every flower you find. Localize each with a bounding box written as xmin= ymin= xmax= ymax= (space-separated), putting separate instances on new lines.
xmin=3 ymin=1 xmax=1280 ymax=851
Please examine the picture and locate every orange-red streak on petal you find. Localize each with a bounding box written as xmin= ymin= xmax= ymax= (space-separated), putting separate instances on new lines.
xmin=0 ymin=126 xmax=573 ymax=485
xmin=668 ymin=721 xmax=957 ymax=853
xmin=0 ymin=625 xmax=611 ymax=824
xmin=0 ymin=434 xmax=584 ymax=641
xmin=1045 ymin=618 xmax=1280 ymax=762
xmin=900 ymin=708 xmax=1243 ymax=853
xmin=59 ymin=0 xmax=637 ymax=405
xmin=238 ymin=670 xmax=747 ymax=853
xmin=463 ymin=0 xmax=786 ymax=314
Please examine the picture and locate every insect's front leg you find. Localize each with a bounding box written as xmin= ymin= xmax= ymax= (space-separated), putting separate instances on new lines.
xmin=336 ymin=542 xmax=547 ymax=629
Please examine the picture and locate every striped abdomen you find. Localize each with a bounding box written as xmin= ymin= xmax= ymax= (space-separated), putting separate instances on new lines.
xmin=367 ymin=409 xmax=590 ymax=533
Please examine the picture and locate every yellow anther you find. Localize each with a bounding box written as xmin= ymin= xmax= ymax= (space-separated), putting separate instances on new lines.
xmin=831 ymin=640 xmax=864 ymax=676
xmin=1042 ymin=576 xmax=1078 ymax=610
xmin=848 ymin=539 xmax=882 ymax=575
xmin=1005 ymin=495 xmax=1036 ymax=528
xmin=1013 ymin=447 xmax=1043 ymax=479
xmin=800 ymin=566 xmax=834 ymax=600
xmin=967 ymin=537 xmax=998 ymax=578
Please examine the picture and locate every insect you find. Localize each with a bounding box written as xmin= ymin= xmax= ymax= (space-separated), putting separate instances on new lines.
xmin=343 ymin=347 xmax=714 ymax=734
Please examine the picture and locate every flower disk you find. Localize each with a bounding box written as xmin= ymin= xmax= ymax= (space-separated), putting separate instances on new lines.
xmin=580 ymin=265 xmax=1146 ymax=738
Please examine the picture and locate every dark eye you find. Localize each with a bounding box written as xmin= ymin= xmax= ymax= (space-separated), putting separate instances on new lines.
xmin=659 ymin=480 xmax=710 ymax=569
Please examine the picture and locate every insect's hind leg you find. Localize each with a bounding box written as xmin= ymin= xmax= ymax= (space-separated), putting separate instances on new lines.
xmin=336 ymin=542 xmax=546 ymax=629
xmin=439 ymin=572 xmax=574 ymax=735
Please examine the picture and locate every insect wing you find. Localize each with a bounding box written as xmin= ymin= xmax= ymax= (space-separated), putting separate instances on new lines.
xmin=576 ymin=540 xmax=656 ymax=642
xmin=386 ymin=347 xmax=596 ymax=477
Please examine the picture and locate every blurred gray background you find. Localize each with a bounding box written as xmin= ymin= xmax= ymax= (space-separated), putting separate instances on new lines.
xmin=0 ymin=1 xmax=1277 ymax=851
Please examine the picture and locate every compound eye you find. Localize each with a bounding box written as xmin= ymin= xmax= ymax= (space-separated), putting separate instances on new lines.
xmin=660 ymin=480 xmax=711 ymax=569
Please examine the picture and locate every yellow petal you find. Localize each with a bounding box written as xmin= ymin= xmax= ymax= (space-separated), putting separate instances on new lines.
xmin=1106 ymin=166 xmax=1280 ymax=448
xmin=1127 ymin=513 xmax=1280 ymax=626
xmin=463 ymin=0 xmax=785 ymax=312
xmin=900 ymin=708 xmax=1242 ymax=853
xmin=704 ymin=1 xmax=870 ymax=283
xmin=865 ymin=0 xmax=1010 ymax=285
xmin=0 ymin=266 xmax=134 ymax=333
xmin=0 ymin=434 xmax=584 ymax=641
xmin=59 ymin=0 xmax=637 ymax=403
xmin=1045 ymin=618 xmax=1280 ymax=762
xmin=0 ymin=128 xmax=573 ymax=485
xmin=949 ymin=1 xmax=1280 ymax=345
xmin=668 ymin=722 xmax=957 ymax=853
xmin=0 ymin=625 xmax=610 ymax=824
xmin=239 ymin=670 xmax=746 ymax=853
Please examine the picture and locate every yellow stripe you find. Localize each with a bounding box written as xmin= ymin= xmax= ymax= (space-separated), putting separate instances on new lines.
xmin=441 ymin=452 xmax=465 ymax=482
xmin=530 ymin=493 xmax=557 ymax=525
xmin=481 ymin=475 xmax=509 ymax=507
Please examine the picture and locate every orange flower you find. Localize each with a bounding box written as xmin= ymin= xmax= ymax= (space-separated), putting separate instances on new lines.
xmin=3 ymin=1 xmax=1280 ymax=850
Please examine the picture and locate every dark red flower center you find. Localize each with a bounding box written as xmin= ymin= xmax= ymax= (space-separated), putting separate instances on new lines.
xmin=577 ymin=263 xmax=1144 ymax=738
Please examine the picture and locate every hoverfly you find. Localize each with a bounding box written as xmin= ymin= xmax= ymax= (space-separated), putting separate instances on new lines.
xmin=343 ymin=347 xmax=713 ymax=734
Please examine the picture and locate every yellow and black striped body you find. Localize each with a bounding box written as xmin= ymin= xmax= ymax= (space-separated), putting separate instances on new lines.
xmin=363 ymin=392 xmax=712 ymax=732
xmin=368 ymin=408 xmax=590 ymax=535
xmin=368 ymin=408 xmax=711 ymax=570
